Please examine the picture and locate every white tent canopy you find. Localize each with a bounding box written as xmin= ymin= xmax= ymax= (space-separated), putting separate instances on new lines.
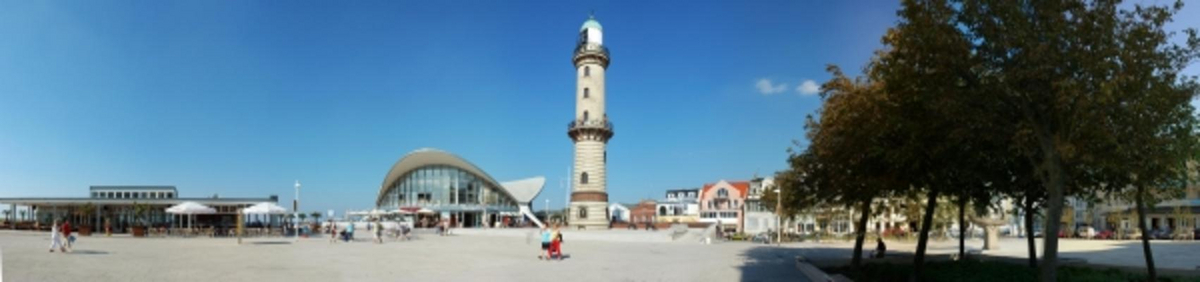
xmin=241 ymin=202 xmax=288 ymax=214
xmin=165 ymin=202 xmax=216 ymax=230
xmin=166 ymin=202 xmax=216 ymax=214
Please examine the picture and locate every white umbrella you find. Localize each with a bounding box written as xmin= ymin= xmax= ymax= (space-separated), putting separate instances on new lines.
xmin=417 ymin=208 xmax=435 ymax=214
xmin=241 ymin=202 xmax=288 ymax=214
xmin=166 ymin=202 xmax=216 ymax=229
xmin=166 ymin=202 xmax=217 ymax=214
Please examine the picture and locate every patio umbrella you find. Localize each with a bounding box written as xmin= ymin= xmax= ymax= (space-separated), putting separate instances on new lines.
xmin=241 ymin=202 xmax=288 ymax=214
xmin=166 ymin=202 xmax=216 ymax=229
xmin=417 ymin=208 xmax=435 ymax=214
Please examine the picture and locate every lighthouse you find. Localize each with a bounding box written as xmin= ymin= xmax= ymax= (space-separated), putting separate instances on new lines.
xmin=567 ymin=14 xmax=613 ymax=229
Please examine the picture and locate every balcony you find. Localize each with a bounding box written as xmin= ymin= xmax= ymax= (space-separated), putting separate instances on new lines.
xmin=567 ymin=119 xmax=614 ymax=141
xmin=573 ymin=43 xmax=610 ymax=68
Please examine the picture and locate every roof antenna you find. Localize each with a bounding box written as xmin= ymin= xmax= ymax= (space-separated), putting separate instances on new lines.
xmin=590 ymin=10 xmax=595 ymax=19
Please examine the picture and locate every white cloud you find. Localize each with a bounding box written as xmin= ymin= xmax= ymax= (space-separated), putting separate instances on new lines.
xmin=797 ymin=79 xmax=819 ymax=95
xmin=755 ymin=78 xmax=788 ymax=95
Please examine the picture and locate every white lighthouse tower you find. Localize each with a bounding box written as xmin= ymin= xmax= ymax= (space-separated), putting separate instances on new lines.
xmin=567 ymin=14 xmax=613 ymax=229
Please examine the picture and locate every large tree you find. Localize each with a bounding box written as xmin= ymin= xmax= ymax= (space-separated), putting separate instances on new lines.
xmin=958 ymin=1 xmax=1199 ymax=280
xmin=807 ymin=65 xmax=907 ymax=268
xmin=1089 ymin=3 xmax=1200 ymax=280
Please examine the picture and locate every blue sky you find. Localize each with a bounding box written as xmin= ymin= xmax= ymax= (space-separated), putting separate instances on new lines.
xmin=1 ymin=1 xmax=1195 ymax=215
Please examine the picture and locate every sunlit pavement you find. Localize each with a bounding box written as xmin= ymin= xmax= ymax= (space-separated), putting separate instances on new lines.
xmin=0 ymin=230 xmax=809 ymax=282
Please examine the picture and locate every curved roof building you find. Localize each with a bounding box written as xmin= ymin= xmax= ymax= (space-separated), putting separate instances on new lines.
xmin=377 ymin=148 xmax=545 ymax=227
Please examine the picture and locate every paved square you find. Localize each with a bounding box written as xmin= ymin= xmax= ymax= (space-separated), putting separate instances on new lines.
xmin=0 ymin=230 xmax=806 ymax=282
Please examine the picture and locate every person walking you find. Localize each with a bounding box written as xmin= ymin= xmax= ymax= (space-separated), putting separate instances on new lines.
xmin=62 ymin=220 xmax=73 ymax=252
xmin=345 ymin=221 xmax=355 ymax=242
xmin=373 ymin=220 xmax=383 ymax=244
xmin=538 ymin=226 xmax=551 ymax=260
xmin=328 ymin=220 xmax=337 ymax=244
xmin=49 ymin=219 xmax=64 ymax=253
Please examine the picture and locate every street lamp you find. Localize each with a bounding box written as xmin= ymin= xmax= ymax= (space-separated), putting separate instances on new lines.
xmin=775 ymin=188 xmax=782 ymax=245
xmin=294 ymin=180 xmax=301 ymax=240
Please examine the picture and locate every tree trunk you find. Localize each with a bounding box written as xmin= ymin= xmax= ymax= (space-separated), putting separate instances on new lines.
xmin=1136 ymin=186 xmax=1157 ymax=281
xmin=913 ymin=190 xmax=939 ymax=280
xmin=1024 ymin=196 xmax=1038 ymax=268
xmin=958 ymin=196 xmax=966 ymax=259
xmin=1037 ymin=136 xmax=1067 ymax=282
xmin=852 ymin=199 xmax=873 ymax=268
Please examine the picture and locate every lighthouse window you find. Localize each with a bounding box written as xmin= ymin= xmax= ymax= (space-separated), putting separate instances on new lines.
xmin=584 ymin=88 xmax=590 ymax=98
xmin=584 ymin=66 xmax=590 ymax=77
xmin=581 ymin=172 xmax=589 ymax=184
xmin=583 ymin=111 xmax=589 ymax=121
xmin=579 ymin=207 xmax=588 ymax=219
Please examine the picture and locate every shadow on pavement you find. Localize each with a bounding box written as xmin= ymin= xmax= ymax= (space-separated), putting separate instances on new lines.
xmin=68 ymin=250 xmax=109 ymax=255
xmin=738 ymin=245 xmax=816 ymax=282
xmin=249 ymin=241 xmax=292 ymax=245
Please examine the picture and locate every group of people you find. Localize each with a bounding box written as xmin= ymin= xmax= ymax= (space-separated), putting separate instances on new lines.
xmin=538 ymin=224 xmax=565 ymax=261
xmin=47 ymin=219 xmax=75 ymax=253
xmin=327 ymin=219 xmax=355 ymax=243
xmin=326 ymin=219 xmax=413 ymax=244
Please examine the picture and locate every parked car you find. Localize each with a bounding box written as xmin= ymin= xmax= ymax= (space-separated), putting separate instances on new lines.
xmin=1150 ymin=228 xmax=1173 ymax=240
xmin=1076 ymin=226 xmax=1096 ymax=239
xmin=1094 ymin=230 xmax=1114 ymax=240
xmin=752 ymin=232 xmax=772 ymax=244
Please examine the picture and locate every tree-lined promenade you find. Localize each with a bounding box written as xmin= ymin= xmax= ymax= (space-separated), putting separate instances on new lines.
xmin=766 ymin=0 xmax=1200 ymax=281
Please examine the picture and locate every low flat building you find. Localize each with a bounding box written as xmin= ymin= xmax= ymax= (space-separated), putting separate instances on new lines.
xmin=0 ymin=185 xmax=276 ymax=232
xmin=607 ymin=203 xmax=631 ymax=223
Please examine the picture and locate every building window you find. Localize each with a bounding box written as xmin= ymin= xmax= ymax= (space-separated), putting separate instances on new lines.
xmin=584 ymin=66 xmax=590 ymax=77
xmin=581 ymin=172 xmax=589 ymax=184
xmin=584 ymin=88 xmax=589 ymax=98
xmin=717 ymin=189 xmax=728 ymax=198
xmin=658 ymin=206 xmax=667 ymax=216
xmin=583 ymin=111 xmax=589 ymax=121
xmin=578 ymin=207 xmax=587 ymax=219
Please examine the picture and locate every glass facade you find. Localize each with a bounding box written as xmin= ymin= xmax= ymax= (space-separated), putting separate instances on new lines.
xmin=378 ymin=165 xmax=518 ymax=212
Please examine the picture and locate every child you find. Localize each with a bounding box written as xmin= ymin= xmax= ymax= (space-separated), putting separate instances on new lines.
xmin=539 ymin=226 xmax=551 ymax=260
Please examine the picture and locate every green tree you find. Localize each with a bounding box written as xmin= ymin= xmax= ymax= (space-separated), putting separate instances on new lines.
xmin=76 ymin=202 xmax=96 ymax=227
xmin=298 ymin=213 xmax=308 ymax=222
xmin=132 ymin=202 xmax=151 ymax=227
xmin=798 ymin=64 xmax=911 ymax=268
xmin=311 ymin=212 xmax=323 ymax=223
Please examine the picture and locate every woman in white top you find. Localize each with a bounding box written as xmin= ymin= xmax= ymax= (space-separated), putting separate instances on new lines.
xmin=49 ymin=219 xmax=64 ymax=253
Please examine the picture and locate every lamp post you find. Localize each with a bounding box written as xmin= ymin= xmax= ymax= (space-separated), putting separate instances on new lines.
xmin=775 ymin=188 xmax=782 ymax=245
xmin=294 ymin=180 xmax=300 ymax=240
xmin=545 ymin=199 xmax=550 ymax=224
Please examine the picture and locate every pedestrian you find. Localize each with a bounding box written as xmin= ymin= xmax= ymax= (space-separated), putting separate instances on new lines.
xmin=345 ymin=221 xmax=355 ymax=242
xmin=328 ymin=220 xmax=337 ymax=244
xmin=373 ymin=220 xmax=383 ymax=244
xmin=49 ymin=219 xmax=65 ymax=253
xmin=62 ymin=220 xmax=73 ymax=252
xmin=538 ymin=226 xmax=551 ymax=260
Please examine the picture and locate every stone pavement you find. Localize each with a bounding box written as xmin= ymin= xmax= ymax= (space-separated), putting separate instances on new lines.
xmin=0 ymin=229 xmax=809 ymax=282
